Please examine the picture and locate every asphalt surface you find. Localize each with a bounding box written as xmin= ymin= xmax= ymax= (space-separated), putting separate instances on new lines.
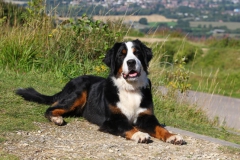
xmin=159 ymin=87 xmax=240 ymax=131
xmin=179 ymin=90 xmax=240 ymax=130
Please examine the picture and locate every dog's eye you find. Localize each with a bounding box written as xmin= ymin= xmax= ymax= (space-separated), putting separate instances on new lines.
xmin=122 ymin=49 xmax=127 ymax=55
xmin=133 ymin=50 xmax=139 ymax=56
xmin=119 ymin=49 xmax=126 ymax=58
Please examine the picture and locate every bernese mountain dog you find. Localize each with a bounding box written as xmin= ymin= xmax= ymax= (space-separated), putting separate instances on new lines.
xmin=16 ymin=39 xmax=184 ymax=145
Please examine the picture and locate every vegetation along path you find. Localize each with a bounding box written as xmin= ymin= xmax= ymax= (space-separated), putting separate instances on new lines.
xmin=2 ymin=120 xmax=240 ymax=159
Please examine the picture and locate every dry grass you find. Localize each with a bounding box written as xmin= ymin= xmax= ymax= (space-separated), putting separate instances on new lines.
xmin=92 ymin=14 xmax=176 ymax=23
xmin=58 ymin=14 xmax=176 ymax=23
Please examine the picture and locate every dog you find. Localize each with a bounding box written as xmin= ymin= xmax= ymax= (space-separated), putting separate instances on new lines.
xmin=16 ymin=39 xmax=184 ymax=144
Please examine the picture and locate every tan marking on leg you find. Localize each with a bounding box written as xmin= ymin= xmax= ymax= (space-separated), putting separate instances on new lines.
xmin=151 ymin=126 xmax=173 ymax=142
xmin=70 ymin=91 xmax=87 ymax=111
xmin=51 ymin=109 xmax=66 ymax=116
xmin=125 ymin=127 xmax=138 ymax=140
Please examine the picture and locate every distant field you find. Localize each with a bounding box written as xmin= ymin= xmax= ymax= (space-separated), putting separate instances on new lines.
xmin=190 ymin=21 xmax=240 ymax=30
xmin=148 ymin=22 xmax=177 ymax=27
xmin=92 ymin=14 xmax=176 ymax=23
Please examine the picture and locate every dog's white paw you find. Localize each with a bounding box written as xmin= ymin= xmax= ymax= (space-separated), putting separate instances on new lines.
xmin=50 ymin=116 xmax=64 ymax=126
xmin=131 ymin=131 xmax=151 ymax=143
xmin=166 ymin=134 xmax=184 ymax=145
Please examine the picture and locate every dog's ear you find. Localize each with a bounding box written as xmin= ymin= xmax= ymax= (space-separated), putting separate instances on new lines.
xmin=133 ymin=39 xmax=153 ymax=66
xmin=103 ymin=42 xmax=122 ymax=72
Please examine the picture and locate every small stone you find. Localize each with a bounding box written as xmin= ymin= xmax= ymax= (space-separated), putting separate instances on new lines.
xmin=21 ymin=143 xmax=29 ymax=147
xmin=16 ymin=131 xmax=21 ymax=135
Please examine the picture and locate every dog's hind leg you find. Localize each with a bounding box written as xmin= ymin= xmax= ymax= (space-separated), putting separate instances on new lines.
xmin=45 ymin=90 xmax=87 ymax=125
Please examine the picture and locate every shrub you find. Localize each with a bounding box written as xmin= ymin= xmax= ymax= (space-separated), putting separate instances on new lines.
xmin=139 ymin=17 xmax=148 ymax=25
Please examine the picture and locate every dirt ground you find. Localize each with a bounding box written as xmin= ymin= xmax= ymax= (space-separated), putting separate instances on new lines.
xmin=2 ymin=120 xmax=240 ymax=160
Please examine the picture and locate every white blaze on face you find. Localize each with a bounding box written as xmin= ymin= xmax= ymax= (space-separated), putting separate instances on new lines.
xmin=122 ymin=42 xmax=142 ymax=79
xmin=111 ymin=41 xmax=149 ymax=91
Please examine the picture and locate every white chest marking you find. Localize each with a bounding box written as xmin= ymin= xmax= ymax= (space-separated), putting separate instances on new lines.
xmin=116 ymin=89 xmax=146 ymax=124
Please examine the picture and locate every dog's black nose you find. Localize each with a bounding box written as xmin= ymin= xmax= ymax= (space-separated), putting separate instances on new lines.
xmin=127 ymin=59 xmax=136 ymax=68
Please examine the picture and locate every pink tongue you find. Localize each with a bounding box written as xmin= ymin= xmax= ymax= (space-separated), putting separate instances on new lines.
xmin=129 ymin=72 xmax=138 ymax=77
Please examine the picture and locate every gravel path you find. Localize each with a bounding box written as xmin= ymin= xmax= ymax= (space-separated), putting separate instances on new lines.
xmin=2 ymin=120 xmax=240 ymax=160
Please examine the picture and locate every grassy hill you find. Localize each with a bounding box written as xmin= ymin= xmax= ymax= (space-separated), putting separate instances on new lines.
xmin=189 ymin=47 xmax=240 ymax=98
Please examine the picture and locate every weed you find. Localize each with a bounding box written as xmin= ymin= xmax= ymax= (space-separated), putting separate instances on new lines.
xmin=206 ymin=36 xmax=240 ymax=48
xmin=218 ymin=146 xmax=240 ymax=155
xmin=0 ymin=151 xmax=18 ymax=160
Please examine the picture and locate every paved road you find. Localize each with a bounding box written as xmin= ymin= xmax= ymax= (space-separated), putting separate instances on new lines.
xmin=180 ymin=90 xmax=240 ymax=130
xmin=159 ymin=87 xmax=240 ymax=131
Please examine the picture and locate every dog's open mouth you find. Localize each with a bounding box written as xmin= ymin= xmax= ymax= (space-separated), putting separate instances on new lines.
xmin=122 ymin=70 xmax=140 ymax=79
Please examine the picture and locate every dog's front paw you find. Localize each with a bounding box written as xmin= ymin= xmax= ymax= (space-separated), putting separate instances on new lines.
xmin=131 ymin=131 xmax=151 ymax=143
xmin=166 ymin=134 xmax=184 ymax=145
xmin=50 ymin=116 xmax=65 ymax=126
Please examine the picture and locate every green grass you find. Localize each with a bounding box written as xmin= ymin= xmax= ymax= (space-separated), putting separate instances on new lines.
xmin=0 ymin=150 xmax=18 ymax=160
xmin=188 ymin=48 xmax=240 ymax=98
xmin=218 ymin=146 xmax=240 ymax=155
xmin=0 ymin=70 xmax=59 ymax=134
xmin=148 ymin=22 xmax=177 ymax=28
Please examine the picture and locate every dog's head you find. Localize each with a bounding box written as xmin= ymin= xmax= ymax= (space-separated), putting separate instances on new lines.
xmin=103 ymin=39 xmax=152 ymax=89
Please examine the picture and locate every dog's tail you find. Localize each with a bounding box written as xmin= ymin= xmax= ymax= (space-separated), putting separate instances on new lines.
xmin=16 ymin=88 xmax=57 ymax=105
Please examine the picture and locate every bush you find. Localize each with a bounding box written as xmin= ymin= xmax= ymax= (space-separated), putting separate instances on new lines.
xmin=139 ymin=17 xmax=148 ymax=25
